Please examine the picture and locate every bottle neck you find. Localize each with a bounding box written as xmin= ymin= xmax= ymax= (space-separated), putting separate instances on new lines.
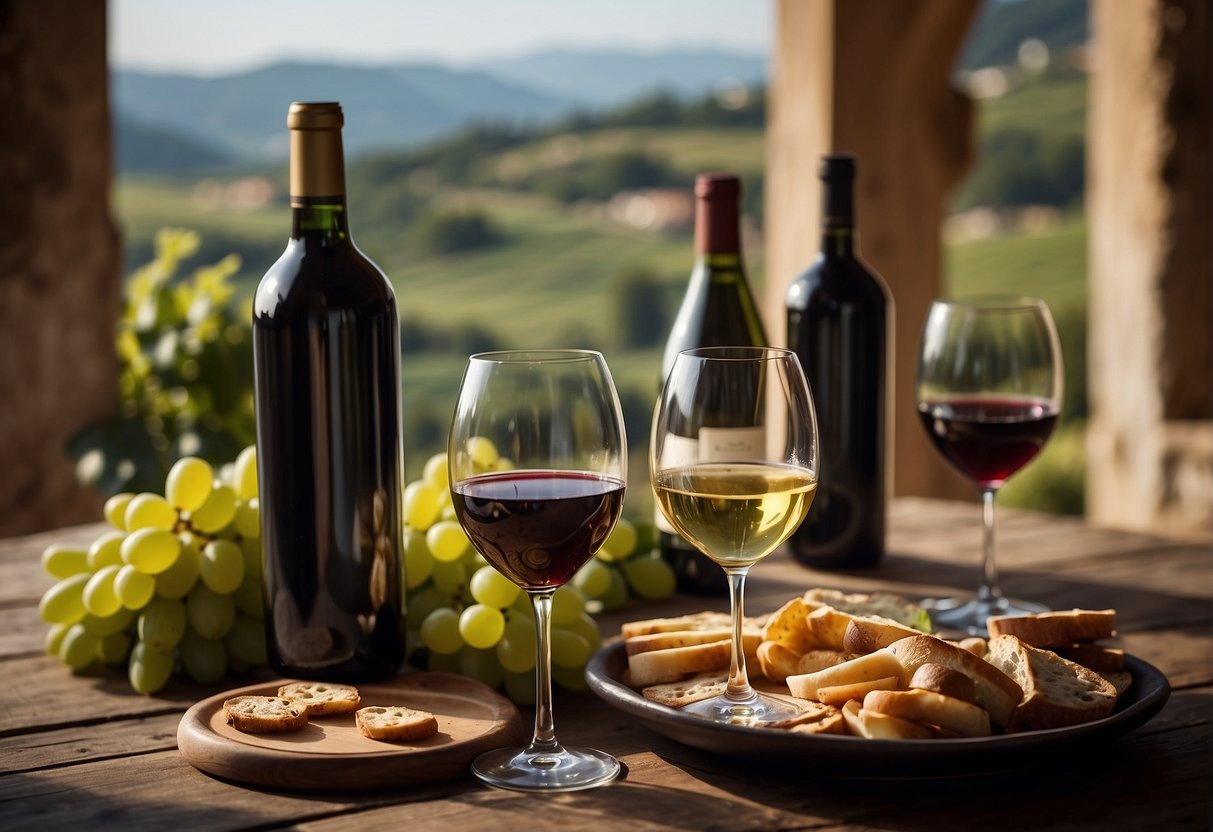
xmin=819 ymin=176 xmax=855 ymax=258
xmin=695 ymin=195 xmax=742 ymax=260
xmin=289 ymin=123 xmax=350 ymax=245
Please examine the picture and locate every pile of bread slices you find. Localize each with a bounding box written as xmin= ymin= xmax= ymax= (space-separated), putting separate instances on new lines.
xmin=622 ymin=589 xmax=1128 ymax=738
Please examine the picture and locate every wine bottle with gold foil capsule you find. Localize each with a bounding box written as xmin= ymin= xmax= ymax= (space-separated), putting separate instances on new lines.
xmin=253 ymin=102 xmax=406 ymax=681
xmin=656 ymin=173 xmax=768 ymax=595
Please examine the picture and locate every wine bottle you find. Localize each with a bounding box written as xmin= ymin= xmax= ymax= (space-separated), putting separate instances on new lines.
xmin=253 ymin=102 xmax=406 ymax=681
xmin=785 ymin=153 xmax=892 ymax=568
xmin=657 ymin=173 xmax=768 ymax=594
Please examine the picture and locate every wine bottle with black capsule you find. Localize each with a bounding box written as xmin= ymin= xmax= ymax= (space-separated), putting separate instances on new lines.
xmin=656 ymin=173 xmax=768 ymax=595
xmin=253 ymin=102 xmax=406 ymax=681
xmin=785 ymin=153 xmax=892 ymax=569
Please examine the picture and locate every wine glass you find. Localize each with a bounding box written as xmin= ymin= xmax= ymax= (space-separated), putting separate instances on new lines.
xmin=915 ymin=296 xmax=1063 ymax=634
xmin=449 ymin=349 xmax=626 ymax=792
xmin=651 ymin=346 xmax=818 ymax=725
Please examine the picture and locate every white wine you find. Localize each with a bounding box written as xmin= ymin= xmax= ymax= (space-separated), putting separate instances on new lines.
xmin=653 ymin=462 xmax=817 ymax=568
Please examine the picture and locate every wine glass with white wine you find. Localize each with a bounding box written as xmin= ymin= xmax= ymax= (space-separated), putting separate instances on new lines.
xmin=651 ymin=346 xmax=818 ymax=725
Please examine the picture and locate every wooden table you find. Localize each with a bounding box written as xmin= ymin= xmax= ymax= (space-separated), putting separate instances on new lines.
xmin=2 ymin=498 xmax=1210 ymax=830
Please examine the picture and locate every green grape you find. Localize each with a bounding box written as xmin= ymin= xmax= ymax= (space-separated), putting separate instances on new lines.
xmin=470 ymin=566 xmax=520 ymax=609
xmin=137 ymin=597 xmax=187 ymax=651
xmin=510 ymin=590 xmax=534 ymax=618
xmin=233 ymin=445 xmax=258 ymax=500
xmin=155 ymin=537 xmax=200 ymax=599
xmin=82 ymin=564 xmax=123 ymax=617
xmin=566 ymin=612 xmax=603 ymax=653
xmin=597 ymin=564 xmax=629 ymax=611
xmin=402 ymin=481 xmax=441 ymax=531
xmin=103 ymin=492 xmax=135 ymax=530
xmin=114 ymin=565 xmax=156 ymax=609
xmin=622 ymin=554 xmax=677 ymax=601
xmin=165 ymin=456 xmax=213 ymax=512
xmin=426 ymin=521 xmax=469 ymax=563
xmin=571 ymin=558 xmax=611 ymax=599
xmin=462 ymin=548 xmax=489 ymax=572
xmin=87 ymin=530 xmax=126 ymax=570
xmin=121 ymin=527 xmax=181 ymax=575
xmin=403 ymin=529 xmax=434 ymax=590
xmin=551 ymin=628 xmax=590 ymax=668
xmin=492 ymin=457 xmax=514 ymax=472
xmin=200 ymin=539 xmax=244 ymax=594
xmin=504 ymin=669 xmax=536 ymax=705
xmin=59 ymin=623 xmax=100 ymax=670
xmin=233 ymin=498 xmax=260 ymax=539
xmin=224 ymin=615 xmax=267 ymax=666
xmin=430 ymin=559 xmax=467 ymax=595
xmin=128 ymin=641 xmax=174 ymax=694
xmin=39 ymin=573 xmax=90 ymax=624
xmin=232 ymin=578 xmax=265 ymax=620
xmin=186 ymin=583 xmax=235 ymax=640
xmin=82 ymin=607 xmax=136 ymax=636
xmin=179 ymin=629 xmax=226 ymax=684
xmin=427 ymin=649 xmax=462 ymax=674
xmin=45 ymin=621 xmax=70 ymax=656
xmin=125 ymin=492 xmax=177 ymax=531
xmin=466 ymin=436 xmax=499 ymax=469
xmin=190 ymin=483 xmax=237 ymax=533
xmin=496 ymin=615 xmax=536 ymax=674
xmin=599 ymin=517 xmax=638 ymax=562
xmin=404 ymin=585 xmax=453 ymax=629
xmin=458 ymin=603 xmax=505 ymax=650
xmin=422 ymin=452 xmax=448 ymax=490
xmin=550 ymin=584 xmax=585 ymax=626
xmin=96 ymin=631 xmax=132 ymax=665
xmin=239 ymin=535 xmax=262 ymax=582
xmin=552 ymin=663 xmax=589 ymax=691
xmin=419 ymin=607 xmax=463 ymax=655
xmin=41 ymin=544 xmax=89 ymax=579
xmin=459 ymin=646 xmax=505 ymax=689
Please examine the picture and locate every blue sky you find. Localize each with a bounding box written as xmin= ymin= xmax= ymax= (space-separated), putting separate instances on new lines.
xmin=110 ymin=0 xmax=772 ymax=75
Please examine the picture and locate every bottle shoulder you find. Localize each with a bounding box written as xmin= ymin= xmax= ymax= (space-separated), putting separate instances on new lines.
xmin=785 ymin=255 xmax=890 ymax=311
xmin=254 ymin=239 xmax=396 ymax=321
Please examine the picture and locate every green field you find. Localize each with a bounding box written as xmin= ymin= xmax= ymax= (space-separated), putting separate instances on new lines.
xmin=113 ymin=70 xmax=1088 ymax=514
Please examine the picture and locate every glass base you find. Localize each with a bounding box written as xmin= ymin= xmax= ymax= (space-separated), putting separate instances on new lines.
xmin=471 ymin=742 xmax=620 ymax=793
xmin=922 ymin=595 xmax=1049 ymax=636
xmin=682 ymin=690 xmax=812 ymax=726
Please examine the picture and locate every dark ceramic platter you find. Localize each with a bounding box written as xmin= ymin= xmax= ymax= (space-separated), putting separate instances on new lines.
xmin=585 ymin=640 xmax=1170 ymax=778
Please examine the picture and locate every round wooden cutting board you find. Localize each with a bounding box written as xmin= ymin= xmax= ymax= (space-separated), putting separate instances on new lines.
xmin=177 ymin=671 xmax=525 ymax=791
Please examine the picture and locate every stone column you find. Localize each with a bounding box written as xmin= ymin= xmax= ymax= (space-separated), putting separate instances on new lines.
xmin=1087 ymin=0 xmax=1212 ymax=533
xmin=0 ymin=0 xmax=120 ymax=535
xmin=767 ymin=0 xmax=980 ymax=500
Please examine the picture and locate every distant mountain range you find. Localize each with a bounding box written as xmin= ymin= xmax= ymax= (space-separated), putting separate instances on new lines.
xmin=113 ymin=0 xmax=1088 ymax=175
xmin=112 ymin=48 xmax=767 ymax=172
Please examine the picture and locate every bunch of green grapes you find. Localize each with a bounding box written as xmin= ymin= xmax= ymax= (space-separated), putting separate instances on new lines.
xmin=39 ymin=447 xmax=265 ymax=694
xmin=401 ymin=441 xmax=675 ymax=705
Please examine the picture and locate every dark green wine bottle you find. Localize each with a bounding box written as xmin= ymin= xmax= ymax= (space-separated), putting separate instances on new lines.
xmin=657 ymin=173 xmax=768 ymax=595
xmin=253 ymin=102 xmax=406 ymax=681
xmin=785 ymin=153 xmax=892 ymax=569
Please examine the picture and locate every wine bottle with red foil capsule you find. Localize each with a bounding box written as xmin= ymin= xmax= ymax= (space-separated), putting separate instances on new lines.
xmin=656 ymin=173 xmax=768 ymax=594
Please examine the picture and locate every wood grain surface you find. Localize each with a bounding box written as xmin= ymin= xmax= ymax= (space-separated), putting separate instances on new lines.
xmin=2 ymin=498 xmax=1209 ymax=831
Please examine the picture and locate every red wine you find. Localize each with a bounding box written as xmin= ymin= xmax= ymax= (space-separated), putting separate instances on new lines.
xmin=918 ymin=396 xmax=1059 ymax=489
xmin=786 ymin=154 xmax=891 ymax=569
xmin=253 ymin=103 xmax=405 ymax=682
xmin=658 ymin=173 xmax=767 ymax=595
xmin=453 ymin=470 xmax=625 ymax=590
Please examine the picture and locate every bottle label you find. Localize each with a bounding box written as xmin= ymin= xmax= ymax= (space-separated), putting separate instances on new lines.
xmin=653 ymin=426 xmax=767 ymax=533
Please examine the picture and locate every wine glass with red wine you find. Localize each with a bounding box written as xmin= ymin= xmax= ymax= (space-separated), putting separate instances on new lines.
xmin=449 ymin=350 xmax=626 ymax=792
xmin=915 ymin=296 xmax=1063 ymax=634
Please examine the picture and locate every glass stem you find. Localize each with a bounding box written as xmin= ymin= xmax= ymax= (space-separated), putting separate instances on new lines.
xmin=978 ymin=488 xmax=1004 ymax=606
xmin=724 ymin=566 xmax=755 ymax=701
xmin=528 ymin=590 xmax=559 ymax=753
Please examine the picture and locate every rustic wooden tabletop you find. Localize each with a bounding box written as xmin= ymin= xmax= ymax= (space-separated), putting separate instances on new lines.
xmin=2 ymin=498 xmax=1209 ymax=831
